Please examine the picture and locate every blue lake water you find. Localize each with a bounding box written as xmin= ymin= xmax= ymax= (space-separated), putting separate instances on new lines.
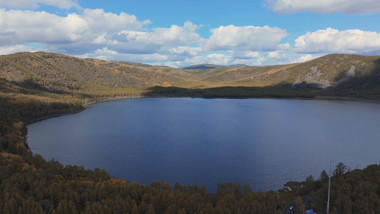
xmin=27 ymin=98 xmax=380 ymax=192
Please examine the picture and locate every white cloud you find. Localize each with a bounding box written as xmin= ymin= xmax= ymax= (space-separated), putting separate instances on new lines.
xmin=81 ymin=9 xmax=151 ymax=32
xmin=267 ymin=51 xmax=281 ymax=58
xmin=0 ymin=9 xmax=150 ymax=53
xmin=133 ymin=22 xmax=201 ymax=46
xmin=0 ymin=0 xmax=78 ymax=9
xmin=206 ymin=53 xmax=232 ymax=65
xmin=80 ymin=48 xmax=322 ymax=68
xmin=0 ymin=45 xmax=40 ymax=55
xmin=3 ymin=5 xmax=379 ymax=68
xmin=168 ymin=46 xmax=202 ymax=57
xmin=0 ymin=10 xmax=76 ymax=45
xmin=266 ymin=0 xmax=380 ymax=14
xmin=102 ymin=22 xmax=203 ymax=54
xmin=0 ymin=8 xmax=206 ymax=64
xmin=82 ymin=48 xmax=170 ymax=63
xmin=295 ymin=28 xmax=380 ymax=54
xmin=231 ymin=51 xmax=261 ymax=59
xmin=94 ymin=47 xmax=119 ymax=57
xmin=292 ymin=54 xmax=318 ymax=63
xmin=204 ymin=25 xmax=288 ymax=52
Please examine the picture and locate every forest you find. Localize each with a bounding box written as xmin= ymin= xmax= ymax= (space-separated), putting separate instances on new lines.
xmin=1 ymin=89 xmax=380 ymax=213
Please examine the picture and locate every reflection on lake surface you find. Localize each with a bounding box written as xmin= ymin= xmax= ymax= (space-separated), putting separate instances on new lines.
xmin=27 ymin=98 xmax=380 ymax=192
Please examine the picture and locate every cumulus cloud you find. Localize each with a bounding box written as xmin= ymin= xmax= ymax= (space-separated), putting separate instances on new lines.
xmin=5 ymin=4 xmax=379 ymax=67
xmin=291 ymin=54 xmax=318 ymax=63
xmin=0 ymin=0 xmax=78 ymax=9
xmin=206 ymin=53 xmax=233 ymax=65
xmin=87 ymin=48 xmax=169 ymax=63
xmin=0 ymin=45 xmax=41 ymax=55
xmin=204 ymin=25 xmax=288 ymax=52
xmin=0 ymin=9 xmax=151 ymax=53
xmin=231 ymin=51 xmax=261 ymax=59
xmin=0 ymin=7 xmax=207 ymax=64
xmin=81 ymin=9 xmax=151 ymax=32
xmin=267 ymin=51 xmax=281 ymax=58
xmin=295 ymin=28 xmax=380 ymax=54
xmin=266 ymin=0 xmax=380 ymax=14
xmin=123 ymin=22 xmax=200 ymax=46
xmin=0 ymin=6 xmax=326 ymax=67
xmin=98 ymin=22 xmax=203 ymax=54
xmin=168 ymin=46 xmax=202 ymax=57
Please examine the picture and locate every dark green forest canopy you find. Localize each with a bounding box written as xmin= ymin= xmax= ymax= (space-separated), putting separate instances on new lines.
xmin=1 ymin=94 xmax=380 ymax=213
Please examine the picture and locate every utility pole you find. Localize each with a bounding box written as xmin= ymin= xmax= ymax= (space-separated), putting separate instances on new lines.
xmin=327 ymin=161 xmax=332 ymax=214
xmin=274 ymin=191 xmax=279 ymax=214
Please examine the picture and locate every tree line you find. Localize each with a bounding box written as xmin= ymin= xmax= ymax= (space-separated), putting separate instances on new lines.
xmin=1 ymin=96 xmax=380 ymax=213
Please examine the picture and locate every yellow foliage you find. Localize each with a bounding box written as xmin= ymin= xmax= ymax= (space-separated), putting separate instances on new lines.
xmin=110 ymin=178 xmax=128 ymax=185
xmin=78 ymin=179 xmax=96 ymax=186
xmin=94 ymin=61 xmax=100 ymax=67
xmin=13 ymin=121 xmax=24 ymax=130
xmin=8 ymin=98 xmax=30 ymax=105
xmin=0 ymin=152 xmax=23 ymax=160
xmin=162 ymin=81 xmax=172 ymax=87
xmin=267 ymin=64 xmax=296 ymax=76
xmin=22 ymin=163 xmax=34 ymax=171
xmin=16 ymin=143 xmax=27 ymax=150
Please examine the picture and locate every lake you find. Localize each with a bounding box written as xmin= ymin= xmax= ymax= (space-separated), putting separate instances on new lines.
xmin=27 ymin=98 xmax=380 ymax=192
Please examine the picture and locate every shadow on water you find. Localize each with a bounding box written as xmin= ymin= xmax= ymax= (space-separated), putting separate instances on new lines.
xmin=143 ymin=84 xmax=318 ymax=99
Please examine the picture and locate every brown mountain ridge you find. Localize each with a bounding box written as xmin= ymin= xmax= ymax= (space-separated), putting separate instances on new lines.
xmin=0 ymin=52 xmax=379 ymax=101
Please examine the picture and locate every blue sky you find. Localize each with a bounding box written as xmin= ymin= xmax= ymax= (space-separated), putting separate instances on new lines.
xmin=1 ymin=0 xmax=380 ymax=67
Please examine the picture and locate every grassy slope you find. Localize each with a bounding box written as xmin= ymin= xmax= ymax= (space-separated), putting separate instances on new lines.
xmin=0 ymin=52 xmax=188 ymax=99
xmin=1 ymin=52 xmax=380 ymax=100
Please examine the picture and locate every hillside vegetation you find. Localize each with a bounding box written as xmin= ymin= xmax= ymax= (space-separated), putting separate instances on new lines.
xmin=0 ymin=52 xmax=188 ymax=101
xmin=1 ymin=52 xmax=380 ymax=213
xmin=1 ymin=52 xmax=379 ymax=101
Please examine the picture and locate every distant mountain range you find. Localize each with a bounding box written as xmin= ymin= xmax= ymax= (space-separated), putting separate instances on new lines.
xmin=182 ymin=64 xmax=246 ymax=70
xmin=0 ymin=52 xmax=379 ymax=100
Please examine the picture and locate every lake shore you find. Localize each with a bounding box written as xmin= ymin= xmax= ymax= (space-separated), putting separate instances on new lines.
xmin=27 ymin=97 xmax=380 ymax=192
xmin=83 ymin=94 xmax=143 ymax=107
xmin=25 ymin=92 xmax=380 ymax=130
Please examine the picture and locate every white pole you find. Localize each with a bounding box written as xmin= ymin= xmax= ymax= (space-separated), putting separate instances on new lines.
xmin=274 ymin=191 xmax=279 ymax=214
xmin=327 ymin=161 xmax=331 ymax=214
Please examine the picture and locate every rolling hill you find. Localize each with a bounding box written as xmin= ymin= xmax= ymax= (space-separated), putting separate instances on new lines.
xmin=182 ymin=64 xmax=246 ymax=70
xmin=181 ymin=54 xmax=380 ymax=89
xmin=0 ymin=52 xmax=379 ymax=100
xmin=0 ymin=52 xmax=188 ymax=92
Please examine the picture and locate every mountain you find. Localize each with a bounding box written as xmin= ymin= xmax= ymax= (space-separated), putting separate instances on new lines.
xmin=0 ymin=52 xmax=188 ymax=92
xmin=182 ymin=54 xmax=380 ymax=87
xmin=183 ymin=64 xmax=224 ymax=70
xmin=0 ymin=52 xmax=379 ymax=100
xmin=269 ymin=54 xmax=380 ymax=88
xmin=182 ymin=64 xmax=246 ymax=70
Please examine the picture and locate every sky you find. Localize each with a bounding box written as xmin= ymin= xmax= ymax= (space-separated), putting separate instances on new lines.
xmin=0 ymin=0 xmax=380 ymax=67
